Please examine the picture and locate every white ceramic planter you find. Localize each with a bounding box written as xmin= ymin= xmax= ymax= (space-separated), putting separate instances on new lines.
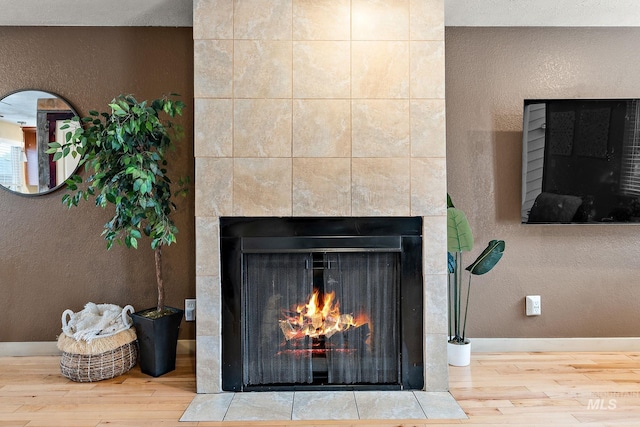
xmin=447 ymin=339 xmax=471 ymax=366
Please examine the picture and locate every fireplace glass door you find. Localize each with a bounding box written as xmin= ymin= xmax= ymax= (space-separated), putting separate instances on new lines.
xmin=243 ymin=251 xmax=400 ymax=389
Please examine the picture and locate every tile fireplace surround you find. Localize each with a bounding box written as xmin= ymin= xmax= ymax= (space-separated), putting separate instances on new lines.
xmin=193 ymin=0 xmax=448 ymax=394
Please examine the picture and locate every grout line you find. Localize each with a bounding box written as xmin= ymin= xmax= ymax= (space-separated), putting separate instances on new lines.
xmin=222 ymin=392 xmax=235 ymax=421
xmin=412 ymin=390 xmax=429 ymax=419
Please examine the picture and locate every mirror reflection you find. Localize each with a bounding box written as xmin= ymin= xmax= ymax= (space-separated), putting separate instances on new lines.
xmin=0 ymin=90 xmax=80 ymax=195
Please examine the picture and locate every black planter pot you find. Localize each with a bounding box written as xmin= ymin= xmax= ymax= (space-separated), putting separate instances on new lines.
xmin=131 ymin=307 xmax=184 ymax=377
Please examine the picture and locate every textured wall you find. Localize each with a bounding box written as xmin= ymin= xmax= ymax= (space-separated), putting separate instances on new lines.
xmin=193 ymin=0 xmax=448 ymax=392
xmin=0 ymin=27 xmax=195 ymax=342
xmin=446 ymin=27 xmax=640 ymax=338
xmin=0 ymin=0 xmax=192 ymax=26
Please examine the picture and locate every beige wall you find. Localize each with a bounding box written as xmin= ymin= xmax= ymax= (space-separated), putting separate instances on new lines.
xmin=0 ymin=121 xmax=22 ymax=141
xmin=193 ymin=0 xmax=448 ymax=392
xmin=0 ymin=27 xmax=195 ymax=342
xmin=446 ymin=26 xmax=640 ymax=338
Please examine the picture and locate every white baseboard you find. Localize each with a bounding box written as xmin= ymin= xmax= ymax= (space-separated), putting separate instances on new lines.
xmin=0 ymin=339 xmax=196 ymax=357
xmin=471 ymin=337 xmax=640 ymax=353
xmin=2 ymin=338 xmax=639 ymax=357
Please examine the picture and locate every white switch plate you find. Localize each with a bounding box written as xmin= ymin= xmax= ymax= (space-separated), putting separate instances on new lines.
xmin=185 ymin=298 xmax=196 ymax=321
xmin=526 ymin=295 xmax=541 ymax=316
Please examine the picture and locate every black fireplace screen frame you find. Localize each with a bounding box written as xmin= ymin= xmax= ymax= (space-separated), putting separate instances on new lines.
xmin=220 ymin=217 xmax=424 ymax=391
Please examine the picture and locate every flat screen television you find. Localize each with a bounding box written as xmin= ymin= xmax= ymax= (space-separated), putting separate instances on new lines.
xmin=521 ymin=98 xmax=640 ymax=224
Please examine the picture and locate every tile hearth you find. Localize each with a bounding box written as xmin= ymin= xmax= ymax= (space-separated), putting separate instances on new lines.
xmin=180 ymin=391 xmax=466 ymax=422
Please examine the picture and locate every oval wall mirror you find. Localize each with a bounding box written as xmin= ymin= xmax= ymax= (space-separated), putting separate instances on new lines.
xmin=0 ymin=90 xmax=80 ymax=195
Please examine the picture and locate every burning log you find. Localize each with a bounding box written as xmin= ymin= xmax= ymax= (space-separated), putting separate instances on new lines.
xmin=279 ymin=289 xmax=369 ymax=342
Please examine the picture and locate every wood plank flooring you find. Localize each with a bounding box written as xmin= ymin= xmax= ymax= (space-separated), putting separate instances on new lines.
xmin=1 ymin=351 xmax=640 ymax=426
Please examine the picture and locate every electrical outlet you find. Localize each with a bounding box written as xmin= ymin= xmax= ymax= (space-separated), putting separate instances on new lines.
xmin=185 ymin=298 xmax=196 ymax=321
xmin=525 ymin=295 xmax=541 ymax=316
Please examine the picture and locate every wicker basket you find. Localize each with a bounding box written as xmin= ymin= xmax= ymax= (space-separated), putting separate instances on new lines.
xmin=57 ymin=304 xmax=138 ymax=382
xmin=60 ymin=338 xmax=138 ymax=382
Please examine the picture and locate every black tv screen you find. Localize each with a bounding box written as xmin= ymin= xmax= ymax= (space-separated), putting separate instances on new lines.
xmin=521 ymin=98 xmax=640 ymax=224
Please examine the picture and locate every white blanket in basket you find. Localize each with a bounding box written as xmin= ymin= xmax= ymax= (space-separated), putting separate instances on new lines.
xmin=61 ymin=302 xmax=134 ymax=343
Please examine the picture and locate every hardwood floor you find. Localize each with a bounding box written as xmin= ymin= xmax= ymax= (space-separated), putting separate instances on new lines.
xmin=1 ymin=352 xmax=640 ymax=426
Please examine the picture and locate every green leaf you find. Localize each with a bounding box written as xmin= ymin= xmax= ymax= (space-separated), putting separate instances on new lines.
xmin=447 ymin=207 xmax=474 ymax=253
xmin=52 ymin=152 xmax=63 ymax=162
xmin=466 ymin=240 xmax=505 ymax=276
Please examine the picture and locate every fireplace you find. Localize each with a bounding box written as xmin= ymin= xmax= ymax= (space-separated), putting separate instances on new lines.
xmin=220 ymin=217 xmax=423 ymax=391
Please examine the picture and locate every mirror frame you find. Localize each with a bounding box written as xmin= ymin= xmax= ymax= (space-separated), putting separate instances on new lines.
xmin=0 ymin=89 xmax=80 ymax=197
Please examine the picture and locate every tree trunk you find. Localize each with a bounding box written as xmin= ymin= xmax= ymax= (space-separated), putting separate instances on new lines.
xmin=155 ymin=245 xmax=164 ymax=312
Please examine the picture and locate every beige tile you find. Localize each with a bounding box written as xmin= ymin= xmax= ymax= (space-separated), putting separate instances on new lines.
xmin=411 ymin=99 xmax=446 ymax=157
xmin=424 ymin=333 xmax=449 ymax=392
xmin=352 ymin=41 xmax=409 ymax=99
xmin=195 ymin=274 xmax=221 ymax=337
xmin=352 ymin=100 xmax=410 ymax=157
xmin=180 ymin=393 xmax=233 ymax=422
xmin=234 ymin=40 xmax=292 ymax=98
xmin=195 ymin=158 xmax=233 ymax=216
xmin=293 ymin=158 xmax=351 ymax=216
xmin=182 ymin=391 xmax=467 ymax=420
xmin=195 ymin=98 xmax=233 ymax=157
xmin=292 ymin=0 xmax=350 ymax=40
xmin=410 ymin=0 xmax=444 ymax=41
xmin=410 ymin=41 xmax=445 ymax=99
xmin=293 ymin=41 xmax=350 ymax=98
xmin=352 ymin=158 xmax=410 ymax=216
xmin=424 ymin=274 xmax=448 ymax=335
xmin=413 ymin=391 xmax=467 ymax=419
xmin=422 ymin=214 xmax=447 ymax=275
xmin=354 ymin=391 xmax=425 ymax=419
xmin=193 ymin=0 xmax=233 ymax=40
xmin=194 ymin=40 xmax=233 ymax=98
xmin=195 ymin=217 xmax=220 ymax=277
xmin=224 ymin=392 xmax=294 ymax=421
xmin=234 ymin=99 xmax=292 ymax=157
xmin=411 ymin=157 xmax=446 ymax=216
xmin=352 ymin=0 xmax=409 ymax=41
xmin=233 ymin=0 xmax=292 ymax=40
xmin=233 ymin=158 xmax=292 ymax=216
xmin=196 ymin=335 xmax=222 ymax=393
xmin=292 ymin=391 xmax=358 ymax=420
xmin=293 ymin=100 xmax=351 ymax=157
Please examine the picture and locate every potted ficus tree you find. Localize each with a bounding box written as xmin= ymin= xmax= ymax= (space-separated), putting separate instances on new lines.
xmin=47 ymin=94 xmax=188 ymax=377
xmin=447 ymin=194 xmax=505 ymax=366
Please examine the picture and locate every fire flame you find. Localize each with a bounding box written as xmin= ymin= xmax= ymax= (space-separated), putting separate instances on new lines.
xmin=279 ymin=289 xmax=369 ymax=341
